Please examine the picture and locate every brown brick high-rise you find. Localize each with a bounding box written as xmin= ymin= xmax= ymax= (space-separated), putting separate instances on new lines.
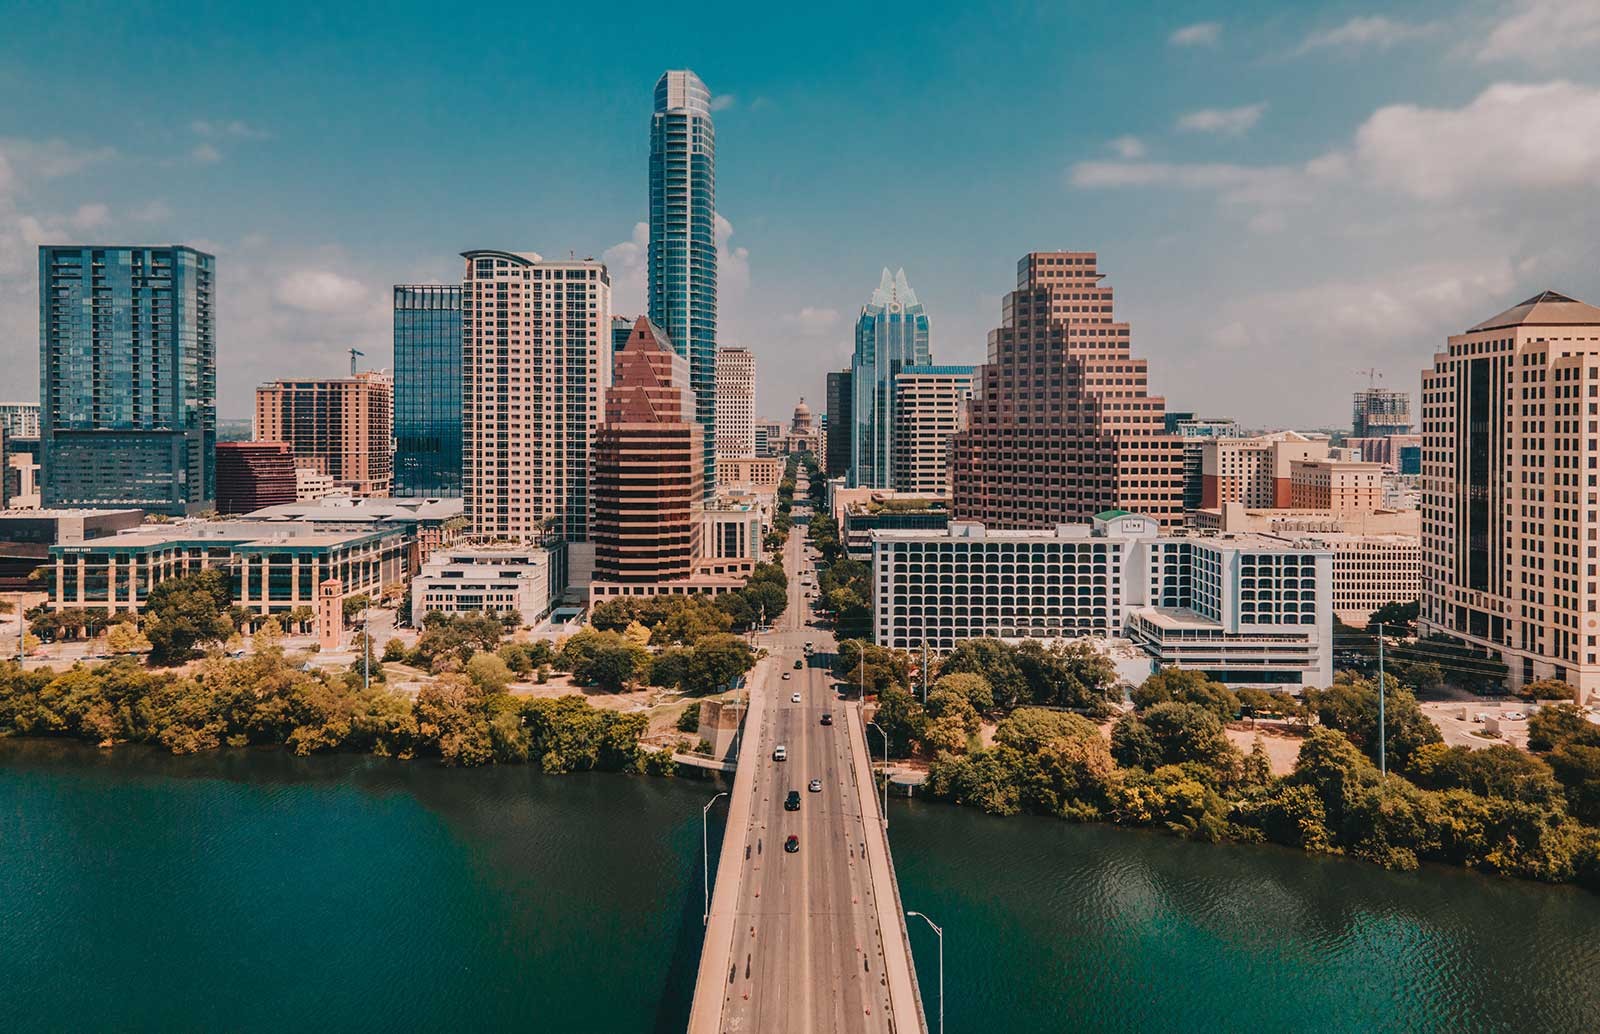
xmin=951 ymin=251 xmax=1183 ymax=528
xmin=591 ymin=316 xmax=705 ymax=585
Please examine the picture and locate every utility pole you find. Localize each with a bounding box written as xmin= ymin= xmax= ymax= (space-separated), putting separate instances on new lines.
xmin=1377 ymin=621 xmax=1386 ymax=777
xmin=363 ymin=606 xmax=371 ymax=691
xmin=921 ymin=640 xmax=930 ymax=704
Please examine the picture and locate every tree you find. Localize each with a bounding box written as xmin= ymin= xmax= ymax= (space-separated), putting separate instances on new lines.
xmin=681 ymin=634 xmax=756 ymax=696
xmin=1368 ymin=600 xmax=1419 ymax=634
xmin=932 ymin=672 xmax=994 ymax=712
xmin=995 ymin=708 xmax=1100 ymax=754
xmin=588 ymin=598 xmax=639 ymax=632
xmin=938 ymin=638 xmax=1028 ymax=709
xmin=106 ymin=621 xmax=153 ymax=656
xmin=466 ymin=651 xmax=516 ymax=694
xmin=873 ymin=686 xmax=928 ymax=757
xmin=342 ymin=594 xmax=372 ymax=622
xmin=251 ymin=617 xmax=284 ymax=653
xmin=1111 ymin=702 xmax=1239 ymax=775
xmin=414 ymin=675 xmax=493 ymax=766
xmin=1305 ymin=674 xmax=1440 ymax=771
xmin=144 ymin=569 xmax=235 ymax=664
xmin=1242 ymin=737 xmax=1274 ymax=787
xmin=1132 ymin=668 xmax=1239 ymax=721
xmin=924 ymin=689 xmax=980 ymax=735
xmin=1528 ymin=702 xmax=1591 ymax=753
xmin=622 ymin=620 xmax=652 ymax=649
xmin=1546 ymin=727 xmax=1600 ymax=825
xmin=1406 ymin=742 xmax=1565 ymax=807
xmin=1518 ymin=678 xmax=1575 ymax=703
xmin=586 ymin=641 xmax=651 ymax=692
xmin=382 ymin=638 xmax=408 ymax=663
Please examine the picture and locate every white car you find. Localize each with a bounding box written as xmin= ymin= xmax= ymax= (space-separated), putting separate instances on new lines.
xmin=773 ymin=745 xmax=787 ymax=762
xmin=791 ymin=692 xmax=802 ymax=704
xmin=1502 ymin=711 xmax=1527 ymax=721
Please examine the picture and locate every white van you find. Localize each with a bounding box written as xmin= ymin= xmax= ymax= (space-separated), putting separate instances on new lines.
xmin=773 ymin=745 xmax=787 ymax=762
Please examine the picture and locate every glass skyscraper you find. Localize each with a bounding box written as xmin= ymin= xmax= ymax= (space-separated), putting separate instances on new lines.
xmin=649 ymin=69 xmax=717 ymax=498
xmin=39 ymin=244 xmax=215 ymax=514
xmin=393 ymin=284 xmax=463 ymax=497
xmin=850 ymin=268 xmax=931 ymax=488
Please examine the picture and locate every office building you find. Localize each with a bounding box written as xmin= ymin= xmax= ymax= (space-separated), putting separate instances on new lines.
xmin=254 ymin=372 xmax=393 ymax=497
xmin=1352 ymin=386 xmax=1412 ymax=438
xmin=753 ymin=418 xmax=783 ymax=457
xmin=50 ymin=519 xmax=408 ymax=615
xmin=0 ymin=508 xmax=143 ymax=591
xmin=717 ymin=455 xmax=784 ymax=493
xmin=850 ymin=268 xmax=931 ymax=487
xmin=825 ymin=370 xmax=854 ymax=478
xmin=951 ymin=251 xmax=1184 ymax=528
xmin=215 ymin=442 xmax=298 ymax=514
xmin=872 ymin=512 xmax=1333 ymax=688
xmin=1288 ymin=456 xmax=1384 ymax=514
xmin=243 ymin=494 xmax=464 ymax=568
xmin=0 ymin=403 xmax=40 ymax=440
xmin=411 ymin=542 xmax=567 ymax=627
xmin=649 ymin=69 xmax=718 ymax=498
xmin=715 ymin=346 xmax=755 ymax=457
xmin=461 ymin=250 xmax=611 ymax=543
xmin=590 ymin=316 xmax=704 ymax=592
xmin=39 ymin=245 xmax=215 ymax=515
xmin=1199 ymin=431 xmax=1328 ymax=508
xmin=1420 ymin=289 xmax=1600 ymax=704
xmin=393 ymin=284 xmax=463 ymax=497
xmin=890 ymin=365 xmax=973 ymax=495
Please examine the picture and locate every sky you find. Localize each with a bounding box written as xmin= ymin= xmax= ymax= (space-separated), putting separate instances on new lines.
xmin=2 ymin=0 xmax=1599 ymax=426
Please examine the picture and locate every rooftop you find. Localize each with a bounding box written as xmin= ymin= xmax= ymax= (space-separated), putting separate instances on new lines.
xmin=1468 ymin=290 xmax=1600 ymax=333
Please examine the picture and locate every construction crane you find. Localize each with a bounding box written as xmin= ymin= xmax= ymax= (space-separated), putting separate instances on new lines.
xmin=1356 ymin=367 xmax=1382 ymax=386
xmin=348 ymin=348 xmax=365 ymax=376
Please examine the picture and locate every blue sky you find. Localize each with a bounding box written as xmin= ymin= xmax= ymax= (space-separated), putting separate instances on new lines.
xmin=3 ymin=0 xmax=1599 ymax=424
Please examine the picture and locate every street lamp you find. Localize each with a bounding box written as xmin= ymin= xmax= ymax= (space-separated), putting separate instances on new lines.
xmin=867 ymin=720 xmax=889 ymax=828
xmin=905 ymin=910 xmax=944 ymax=1034
xmin=702 ymin=791 xmax=729 ymax=925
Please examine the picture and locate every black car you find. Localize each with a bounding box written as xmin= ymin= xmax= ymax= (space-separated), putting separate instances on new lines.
xmin=820 ymin=713 xmax=833 ymax=726
xmin=784 ymin=835 xmax=800 ymax=853
xmin=784 ymin=790 xmax=801 ymax=811
xmin=793 ymin=659 xmax=803 ymax=669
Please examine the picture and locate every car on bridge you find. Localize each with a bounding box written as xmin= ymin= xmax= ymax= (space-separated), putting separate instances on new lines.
xmin=785 ymin=790 xmax=801 ymax=811
xmin=773 ymin=745 xmax=787 ymax=761
xmin=820 ymin=713 xmax=833 ymax=726
xmin=794 ymin=659 xmax=803 ymax=669
xmin=784 ymin=835 xmax=799 ymax=853
xmin=808 ymin=778 xmax=822 ymax=793
xmin=791 ymin=692 xmax=802 ymax=703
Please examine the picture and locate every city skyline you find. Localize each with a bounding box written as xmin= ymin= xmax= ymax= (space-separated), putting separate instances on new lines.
xmin=4 ymin=1 xmax=1598 ymax=427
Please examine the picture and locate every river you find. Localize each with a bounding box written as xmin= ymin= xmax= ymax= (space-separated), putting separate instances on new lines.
xmin=2 ymin=740 xmax=1597 ymax=1032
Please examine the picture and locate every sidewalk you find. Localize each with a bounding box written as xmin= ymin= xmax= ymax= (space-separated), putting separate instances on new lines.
xmin=845 ymin=705 xmax=926 ymax=1034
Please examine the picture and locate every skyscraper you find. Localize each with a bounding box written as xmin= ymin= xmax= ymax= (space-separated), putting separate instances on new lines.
xmin=254 ymin=372 xmax=393 ymax=497
xmin=715 ymin=346 xmax=755 ymax=457
xmin=1352 ymin=386 xmax=1413 ymax=438
xmin=1420 ymin=289 xmax=1600 ymax=704
xmin=393 ymin=284 xmax=463 ymax=497
xmin=39 ymin=244 xmax=215 ymax=515
xmin=461 ymin=250 xmax=611 ymax=544
xmin=649 ymin=69 xmax=717 ymax=499
xmin=825 ymin=369 xmax=854 ymax=479
xmin=850 ymin=268 xmax=931 ymax=488
xmin=591 ymin=316 xmax=704 ymax=589
xmin=951 ymin=251 xmax=1184 ymax=528
xmin=891 ymin=365 xmax=974 ymax=495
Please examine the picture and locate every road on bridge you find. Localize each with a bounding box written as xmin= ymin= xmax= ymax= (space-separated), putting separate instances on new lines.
xmin=689 ymin=476 xmax=922 ymax=1034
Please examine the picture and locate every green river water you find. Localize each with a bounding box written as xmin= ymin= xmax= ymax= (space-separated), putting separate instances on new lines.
xmin=1 ymin=740 xmax=1596 ymax=1032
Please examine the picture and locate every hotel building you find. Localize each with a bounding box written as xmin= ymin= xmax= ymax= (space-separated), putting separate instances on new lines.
xmin=714 ymin=346 xmax=755 ymax=457
xmin=254 ymin=372 xmax=393 ymax=497
xmin=890 ymin=365 xmax=973 ymax=495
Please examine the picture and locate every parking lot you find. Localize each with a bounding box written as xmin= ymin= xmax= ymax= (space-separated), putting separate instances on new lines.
xmin=1421 ymin=699 xmax=1534 ymax=750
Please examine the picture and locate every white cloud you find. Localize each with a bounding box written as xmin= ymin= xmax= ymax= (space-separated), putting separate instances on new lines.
xmin=1169 ymin=22 xmax=1221 ymax=47
xmin=191 ymin=119 xmax=272 ymax=140
xmin=715 ymin=213 xmax=750 ymax=294
xmin=709 ymin=94 xmax=736 ymax=112
xmin=1069 ymin=158 xmax=1335 ymax=209
xmin=190 ymin=143 xmax=222 ymax=165
xmin=1176 ymin=102 xmax=1267 ymax=136
xmin=1354 ymin=81 xmax=1600 ymax=200
xmin=602 ymin=221 xmax=649 ymax=316
xmin=1478 ymin=0 xmax=1600 ymax=65
xmin=1293 ymin=16 xmax=1435 ymax=55
xmin=0 ymin=137 xmax=115 ymax=183
xmin=68 ymin=202 xmax=110 ymax=230
xmin=1108 ymin=135 xmax=1145 ymax=159
xmin=127 ymin=200 xmax=174 ymax=222
xmin=783 ymin=306 xmax=840 ymax=335
xmin=275 ymin=269 xmax=370 ymax=312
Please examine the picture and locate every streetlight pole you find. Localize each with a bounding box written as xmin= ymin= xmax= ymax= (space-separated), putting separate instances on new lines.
xmin=362 ymin=606 xmax=371 ymax=691
xmin=1377 ymin=621 xmax=1386 ymax=777
xmin=867 ymin=720 xmax=889 ymax=828
xmin=702 ymin=791 xmax=729 ymax=925
xmin=905 ymin=910 xmax=944 ymax=1034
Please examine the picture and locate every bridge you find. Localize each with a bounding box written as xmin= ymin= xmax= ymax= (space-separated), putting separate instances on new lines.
xmin=687 ymin=495 xmax=925 ymax=1033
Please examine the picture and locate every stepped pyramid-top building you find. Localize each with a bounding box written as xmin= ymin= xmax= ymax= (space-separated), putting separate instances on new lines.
xmin=951 ymin=251 xmax=1184 ymax=528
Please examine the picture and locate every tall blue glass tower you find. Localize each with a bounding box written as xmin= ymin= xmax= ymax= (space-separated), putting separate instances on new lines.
xmin=649 ymin=69 xmax=717 ymax=499
xmin=850 ymin=268 xmax=931 ymax=488
xmin=393 ymin=284 xmax=463 ymax=497
xmin=39 ymin=244 xmax=216 ymax=514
